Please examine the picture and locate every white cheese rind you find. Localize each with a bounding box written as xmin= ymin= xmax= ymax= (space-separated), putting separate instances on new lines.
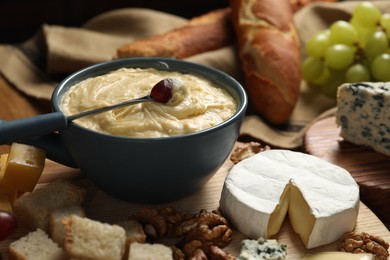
xmin=336 ymin=82 xmax=390 ymax=156
xmin=220 ymin=156 xmax=291 ymax=239
xmin=220 ymin=149 xmax=360 ymax=249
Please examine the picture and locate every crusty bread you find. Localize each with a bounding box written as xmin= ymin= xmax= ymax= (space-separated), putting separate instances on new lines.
xmin=50 ymin=205 xmax=86 ymax=246
xmin=128 ymin=242 xmax=173 ymax=260
xmin=13 ymin=180 xmax=86 ymax=232
xmin=117 ymin=219 xmax=146 ymax=245
xmin=290 ymin=0 xmax=338 ymax=12
xmin=8 ymin=229 xmax=67 ymax=260
xmin=229 ymin=0 xmax=301 ymax=124
xmin=116 ymin=7 xmax=233 ymax=59
xmin=63 ymin=215 xmax=126 ymax=260
xmin=117 ymin=219 xmax=147 ymax=259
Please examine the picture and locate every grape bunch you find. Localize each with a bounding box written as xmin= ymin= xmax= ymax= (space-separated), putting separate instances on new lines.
xmin=302 ymin=2 xmax=390 ymax=98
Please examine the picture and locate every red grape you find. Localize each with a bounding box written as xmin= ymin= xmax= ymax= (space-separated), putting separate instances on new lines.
xmin=0 ymin=210 xmax=17 ymax=241
xmin=150 ymin=78 xmax=182 ymax=103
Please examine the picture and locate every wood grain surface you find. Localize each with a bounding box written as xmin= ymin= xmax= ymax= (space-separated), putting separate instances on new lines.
xmin=1 ymin=76 xmax=389 ymax=258
xmin=1 ymin=157 xmax=389 ymax=259
xmin=304 ymin=116 xmax=390 ymax=226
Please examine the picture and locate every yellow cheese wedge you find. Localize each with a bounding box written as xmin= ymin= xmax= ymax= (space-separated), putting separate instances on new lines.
xmin=302 ymin=251 xmax=374 ymax=259
xmin=0 ymin=154 xmax=17 ymax=204
xmin=0 ymin=192 xmax=13 ymax=213
xmin=1 ymin=143 xmax=46 ymax=192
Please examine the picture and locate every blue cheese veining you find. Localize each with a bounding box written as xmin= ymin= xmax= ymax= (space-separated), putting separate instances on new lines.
xmin=336 ymin=82 xmax=390 ymax=156
xmin=237 ymin=237 xmax=287 ymax=260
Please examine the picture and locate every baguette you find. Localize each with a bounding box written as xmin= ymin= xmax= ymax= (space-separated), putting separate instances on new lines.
xmin=229 ymin=0 xmax=301 ymax=124
xmin=290 ymin=0 xmax=338 ymax=12
xmin=116 ymin=7 xmax=233 ymax=59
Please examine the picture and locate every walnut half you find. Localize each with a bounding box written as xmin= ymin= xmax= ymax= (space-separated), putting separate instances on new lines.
xmin=338 ymin=231 xmax=390 ymax=260
xmin=230 ymin=141 xmax=270 ymax=164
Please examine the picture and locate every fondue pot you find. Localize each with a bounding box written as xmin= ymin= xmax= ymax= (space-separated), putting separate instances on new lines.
xmin=0 ymin=58 xmax=248 ymax=203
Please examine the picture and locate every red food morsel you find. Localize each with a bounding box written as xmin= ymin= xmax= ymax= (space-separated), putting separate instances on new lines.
xmin=0 ymin=210 xmax=17 ymax=241
xmin=150 ymin=78 xmax=176 ymax=103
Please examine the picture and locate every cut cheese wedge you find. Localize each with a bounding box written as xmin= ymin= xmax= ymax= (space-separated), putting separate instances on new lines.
xmin=0 ymin=193 xmax=13 ymax=213
xmin=220 ymin=149 xmax=360 ymax=249
xmin=302 ymin=252 xmax=374 ymax=259
xmin=0 ymin=154 xmax=17 ymax=204
xmin=1 ymin=143 xmax=46 ymax=192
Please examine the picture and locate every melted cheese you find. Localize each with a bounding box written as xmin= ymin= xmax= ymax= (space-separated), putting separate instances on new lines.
xmin=61 ymin=68 xmax=236 ymax=138
xmin=220 ymin=150 xmax=360 ymax=249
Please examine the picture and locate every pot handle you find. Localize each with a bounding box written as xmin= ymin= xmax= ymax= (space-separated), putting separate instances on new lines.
xmin=23 ymin=133 xmax=78 ymax=168
xmin=0 ymin=112 xmax=78 ymax=168
xmin=0 ymin=112 xmax=68 ymax=144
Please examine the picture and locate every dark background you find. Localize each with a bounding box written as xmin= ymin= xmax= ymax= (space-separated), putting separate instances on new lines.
xmin=0 ymin=0 xmax=228 ymax=43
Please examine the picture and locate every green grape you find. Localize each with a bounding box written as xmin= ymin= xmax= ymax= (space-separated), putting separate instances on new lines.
xmin=350 ymin=17 xmax=377 ymax=47
xmin=371 ymin=53 xmax=390 ymax=81
xmin=305 ymin=30 xmax=330 ymax=58
xmin=312 ymin=66 xmax=331 ymax=85
xmin=345 ymin=63 xmax=371 ymax=83
xmin=321 ymin=69 xmax=346 ymax=98
xmin=364 ymin=30 xmax=389 ymax=59
xmin=324 ymin=44 xmax=355 ymax=70
xmin=380 ymin=13 xmax=390 ymax=38
xmin=301 ymin=57 xmax=325 ymax=83
xmin=329 ymin=20 xmax=359 ymax=45
xmin=352 ymin=2 xmax=382 ymax=28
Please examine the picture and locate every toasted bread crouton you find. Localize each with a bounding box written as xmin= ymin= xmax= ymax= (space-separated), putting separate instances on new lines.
xmin=13 ymin=180 xmax=86 ymax=232
xmin=64 ymin=215 xmax=126 ymax=260
xmin=8 ymin=229 xmax=66 ymax=260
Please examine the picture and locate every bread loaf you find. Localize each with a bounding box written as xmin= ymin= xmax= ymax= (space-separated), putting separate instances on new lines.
xmin=116 ymin=7 xmax=233 ymax=59
xmin=229 ymin=0 xmax=301 ymax=124
xmin=290 ymin=0 xmax=338 ymax=13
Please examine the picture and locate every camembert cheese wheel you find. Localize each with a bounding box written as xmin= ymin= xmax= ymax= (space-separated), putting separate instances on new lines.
xmin=220 ymin=150 xmax=360 ymax=249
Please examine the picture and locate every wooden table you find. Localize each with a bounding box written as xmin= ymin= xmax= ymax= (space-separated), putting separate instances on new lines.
xmin=1 ymin=75 xmax=389 ymax=259
xmin=0 ymin=76 xmax=51 ymax=154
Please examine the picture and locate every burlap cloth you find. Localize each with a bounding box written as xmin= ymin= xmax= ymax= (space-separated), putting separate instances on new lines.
xmin=0 ymin=1 xmax=388 ymax=149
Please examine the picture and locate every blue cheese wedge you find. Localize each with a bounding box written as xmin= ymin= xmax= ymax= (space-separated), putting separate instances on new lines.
xmin=336 ymin=82 xmax=390 ymax=156
xmin=237 ymin=237 xmax=287 ymax=260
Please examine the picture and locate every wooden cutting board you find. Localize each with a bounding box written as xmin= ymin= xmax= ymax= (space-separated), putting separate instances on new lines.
xmin=1 ymin=152 xmax=390 ymax=259
xmin=304 ymin=116 xmax=390 ymax=226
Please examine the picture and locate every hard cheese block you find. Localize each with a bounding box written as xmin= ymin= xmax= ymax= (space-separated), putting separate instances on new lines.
xmin=336 ymin=82 xmax=390 ymax=156
xmin=1 ymin=143 xmax=46 ymax=192
xmin=0 ymin=154 xmax=17 ymax=205
xmin=220 ymin=150 xmax=360 ymax=249
xmin=302 ymin=252 xmax=374 ymax=260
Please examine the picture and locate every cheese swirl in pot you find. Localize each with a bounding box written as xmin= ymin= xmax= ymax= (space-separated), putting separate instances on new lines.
xmin=60 ymin=68 xmax=237 ymax=138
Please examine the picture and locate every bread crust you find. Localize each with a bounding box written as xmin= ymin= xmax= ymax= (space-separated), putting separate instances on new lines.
xmin=230 ymin=0 xmax=301 ymax=124
xmin=116 ymin=7 xmax=233 ymax=59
